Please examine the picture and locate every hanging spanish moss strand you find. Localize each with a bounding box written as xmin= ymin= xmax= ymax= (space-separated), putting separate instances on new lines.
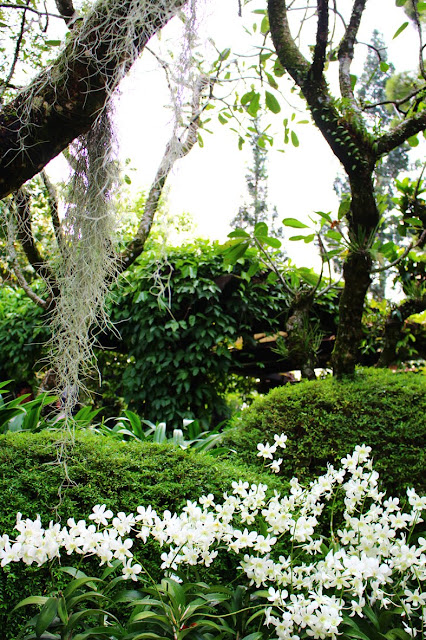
xmin=48 ymin=108 xmax=119 ymax=423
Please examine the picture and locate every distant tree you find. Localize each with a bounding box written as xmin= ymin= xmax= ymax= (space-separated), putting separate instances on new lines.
xmin=232 ymin=117 xmax=282 ymax=237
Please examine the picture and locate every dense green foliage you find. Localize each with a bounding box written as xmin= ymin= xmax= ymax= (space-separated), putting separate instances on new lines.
xmin=0 ymin=286 xmax=48 ymax=384
xmin=108 ymin=240 xmax=293 ymax=423
xmin=0 ymin=430 xmax=279 ymax=637
xmin=224 ymin=368 xmax=426 ymax=497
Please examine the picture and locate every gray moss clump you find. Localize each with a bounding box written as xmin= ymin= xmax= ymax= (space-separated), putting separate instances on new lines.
xmin=223 ymin=368 xmax=426 ymax=496
xmin=0 ymin=430 xmax=280 ymax=637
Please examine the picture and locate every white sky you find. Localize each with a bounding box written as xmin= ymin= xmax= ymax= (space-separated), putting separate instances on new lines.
xmin=49 ymin=0 xmax=423 ymax=268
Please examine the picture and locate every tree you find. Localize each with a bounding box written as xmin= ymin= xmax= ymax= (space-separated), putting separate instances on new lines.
xmin=333 ymin=30 xmax=410 ymax=299
xmin=232 ymin=116 xmax=282 ymax=237
xmin=266 ymin=0 xmax=426 ymax=375
xmin=0 ymin=0 xmax=216 ymax=409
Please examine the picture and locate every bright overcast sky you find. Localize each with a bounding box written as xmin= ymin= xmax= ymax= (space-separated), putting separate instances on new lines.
xmin=49 ymin=0 xmax=423 ymax=268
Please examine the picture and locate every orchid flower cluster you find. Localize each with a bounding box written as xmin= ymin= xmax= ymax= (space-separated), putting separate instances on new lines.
xmin=1 ymin=437 xmax=425 ymax=640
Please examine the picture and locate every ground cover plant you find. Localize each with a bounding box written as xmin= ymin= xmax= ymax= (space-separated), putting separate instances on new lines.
xmin=223 ymin=368 xmax=426 ymax=497
xmin=0 ymin=429 xmax=281 ymax=637
xmin=0 ymin=432 xmax=425 ymax=640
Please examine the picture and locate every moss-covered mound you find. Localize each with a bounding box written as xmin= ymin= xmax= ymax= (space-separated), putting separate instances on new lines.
xmin=0 ymin=430 xmax=278 ymax=637
xmin=224 ymin=368 xmax=426 ymax=496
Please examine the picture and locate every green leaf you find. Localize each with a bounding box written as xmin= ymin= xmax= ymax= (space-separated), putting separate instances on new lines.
xmin=262 ymin=236 xmax=282 ymax=249
xmin=45 ymin=40 xmax=61 ymax=46
xmin=395 ymin=0 xmax=407 ymax=6
xmin=35 ymin=598 xmax=58 ymax=638
xmin=260 ymin=15 xmax=269 ymax=33
xmin=124 ymin=174 xmax=132 ymax=185
xmin=380 ymin=62 xmax=390 ymax=72
xmin=338 ymin=199 xmax=351 ymax=219
xmin=265 ymin=72 xmax=278 ymax=89
xmin=265 ymin=91 xmax=281 ymax=113
xmin=220 ymin=47 xmax=231 ymax=60
xmin=393 ymin=21 xmax=408 ymax=39
xmin=228 ymin=228 xmax=250 ymax=238
xmin=350 ymin=74 xmax=357 ymax=91
xmin=12 ymin=596 xmax=49 ymax=612
xmin=282 ymin=217 xmax=309 ymax=228
xmin=408 ymin=134 xmax=419 ymax=147
xmin=291 ymin=130 xmax=299 ymax=147
xmin=289 ymin=234 xmax=308 ymax=241
xmin=254 ymin=222 xmax=268 ymax=237
xmin=247 ymin=92 xmax=261 ymax=117
xmin=303 ymin=233 xmax=315 ymax=243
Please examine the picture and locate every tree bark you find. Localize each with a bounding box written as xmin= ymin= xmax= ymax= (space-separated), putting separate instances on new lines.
xmin=0 ymin=0 xmax=185 ymax=199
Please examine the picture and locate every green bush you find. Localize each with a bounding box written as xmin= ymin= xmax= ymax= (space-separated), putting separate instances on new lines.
xmin=223 ymin=368 xmax=426 ymax=496
xmin=0 ymin=430 xmax=279 ymax=638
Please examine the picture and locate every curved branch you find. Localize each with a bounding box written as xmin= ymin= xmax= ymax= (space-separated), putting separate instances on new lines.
xmin=118 ymin=74 xmax=209 ymax=272
xmin=372 ymin=230 xmax=426 ymax=274
xmin=374 ymin=109 xmax=426 ymax=158
xmin=337 ymin=0 xmax=367 ymax=106
xmin=0 ymin=0 xmax=186 ymax=199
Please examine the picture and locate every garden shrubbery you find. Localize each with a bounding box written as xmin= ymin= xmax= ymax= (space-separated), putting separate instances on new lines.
xmin=224 ymin=368 xmax=426 ymax=496
xmin=0 ymin=429 xmax=278 ymax=637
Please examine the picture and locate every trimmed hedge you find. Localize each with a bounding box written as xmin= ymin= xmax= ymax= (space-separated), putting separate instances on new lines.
xmin=223 ymin=368 xmax=426 ymax=496
xmin=0 ymin=430 xmax=279 ymax=638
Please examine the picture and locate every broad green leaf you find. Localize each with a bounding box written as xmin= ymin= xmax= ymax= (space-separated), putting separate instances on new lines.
xmin=45 ymin=40 xmax=61 ymax=46
xmin=273 ymin=58 xmax=285 ymax=77
xmin=282 ymin=217 xmax=309 ymax=228
xmin=228 ymin=228 xmax=250 ymax=238
xmin=291 ymin=130 xmax=299 ymax=147
xmin=262 ymin=236 xmax=282 ymax=249
xmin=220 ymin=47 xmax=231 ymax=60
xmin=408 ymin=134 xmax=419 ymax=147
xmin=303 ymin=233 xmax=315 ymax=243
xmin=260 ymin=15 xmax=269 ymax=33
xmin=338 ymin=199 xmax=351 ymax=219
xmin=265 ymin=72 xmax=278 ymax=89
xmin=380 ymin=62 xmax=390 ymax=72
xmin=35 ymin=597 xmax=58 ymax=638
xmin=395 ymin=0 xmax=407 ymax=5
xmin=325 ymin=229 xmax=342 ymax=241
xmin=350 ymin=74 xmax=357 ymax=91
xmin=12 ymin=596 xmax=49 ymax=612
xmin=265 ymin=90 xmax=281 ymax=113
xmin=247 ymin=92 xmax=261 ymax=117
xmin=254 ymin=222 xmax=268 ymax=237
xmin=393 ymin=21 xmax=408 ymax=39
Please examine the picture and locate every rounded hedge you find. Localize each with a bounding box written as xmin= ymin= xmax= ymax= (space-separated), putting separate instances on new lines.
xmin=223 ymin=368 xmax=426 ymax=496
xmin=0 ymin=430 xmax=279 ymax=638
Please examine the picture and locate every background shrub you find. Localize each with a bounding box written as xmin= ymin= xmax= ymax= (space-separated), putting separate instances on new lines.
xmin=0 ymin=430 xmax=279 ymax=638
xmin=223 ymin=368 xmax=426 ymax=496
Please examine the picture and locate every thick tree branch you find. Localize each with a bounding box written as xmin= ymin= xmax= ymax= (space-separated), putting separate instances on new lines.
xmin=54 ymin=0 xmax=77 ymax=25
xmin=337 ymin=0 xmax=367 ymax=106
xmin=310 ymin=0 xmax=329 ymax=83
xmin=374 ymin=109 xmax=426 ymax=158
xmin=0 ymin=0 xmax=186 ymax=199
